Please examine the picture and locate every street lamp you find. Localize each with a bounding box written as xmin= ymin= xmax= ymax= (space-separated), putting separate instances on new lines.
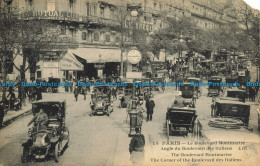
xmin=130 ymin=10 xmax=138 ymax=17
xmin=120 ymin=5 xmax=140 ymax=78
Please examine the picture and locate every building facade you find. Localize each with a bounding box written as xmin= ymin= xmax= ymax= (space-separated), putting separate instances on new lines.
xmin=3 ymin=0 xmax=242 ymax=81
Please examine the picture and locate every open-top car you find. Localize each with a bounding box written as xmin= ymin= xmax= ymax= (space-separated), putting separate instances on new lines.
xmin=91 ymin=94 xmax=113 ymax=116
xmin=90 ymin=86 xmax=113 ymax=116
xmin=21 ymin=99 xmax=69 ymax=163
xmin=166 ymin=107 xmax=197 ymax=137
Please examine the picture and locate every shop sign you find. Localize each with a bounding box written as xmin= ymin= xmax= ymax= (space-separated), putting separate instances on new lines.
xmin=60 ymin=58 xmax=83 ymax=71
xmin=94 ymin=64 xmax=105 ymax=69
xmin=238 ymin=71 xmax=245 ymax=76
xmin=126 ymin=72 xmax=142 ymax=79
xmin=23 ymin=10 xmax=79 ymax=21
xmin=43 ymin=62 xmax=59 ymax=68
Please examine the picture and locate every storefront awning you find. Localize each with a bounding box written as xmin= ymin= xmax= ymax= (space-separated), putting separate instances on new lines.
xmin=69 ymin=48 xmax=127 ymax=63
xmin=60 ymin=51 xmax=84 ymax=71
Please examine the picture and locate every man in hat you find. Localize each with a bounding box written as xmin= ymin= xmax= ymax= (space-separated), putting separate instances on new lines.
xmin=74 ymin=86 xmax=79 ymax=101
xmin=129 ymin=127 xmax=145 ymax=165
xmin=28 ymin=109 xmax=48 ymax=131
xmin=82 ymin=86 xmax=87 ymax=100
xmin=145 ymin=96 xmax=155 ymax=121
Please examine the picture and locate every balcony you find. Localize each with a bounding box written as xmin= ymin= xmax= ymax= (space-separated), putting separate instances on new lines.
xmin=81 ymin=15 xmax=121 ymax=27
xmin=22 ymin=10 xmax=153 ymax=32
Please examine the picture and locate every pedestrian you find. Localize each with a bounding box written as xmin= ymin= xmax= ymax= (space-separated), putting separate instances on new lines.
xmin=0 ymin=102 xmax=5 ymax=128
xmin=111 ymin=87 xmax=117 ymax=100
xmin=7 ymin=90 xmax=15 ymax=110
xmin=74 ymin=86 xmax=79 ymax=101
xmin=28 ymin=86 xmax=33 ymax=102
xmin=145 ymin=96 xmax=155 ymax=121
xmin=255 ymin=85 xmax=259 ymax=96
xmin=82 ymin=86 xmax=87 ymax=100
xmin=129 ymin=127 xmax=145 ymax=166
xmin=211 ymin=99 xmax=216 ymax=117
xmin=36 ymin=86 xmax=42 ymax=101
xmin=65 ymin=80 xmax=69 ymax=92
xmin=249 ymin=87 xmax=253 ymax=101
xmin=252 ymin=87 xmax=256 ymax=102
xmin=136 ymin=104 xmax=145 ymax=129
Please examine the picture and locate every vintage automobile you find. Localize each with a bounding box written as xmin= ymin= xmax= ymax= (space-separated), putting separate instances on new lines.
xmin=179 ymin=82 xmax=196 ymax=108
xmin=207 ymin=76 xmax=222 ymax=97
xmin=153 ymin=77 xmax=164 ymax=91
xmin=225 ymin=88 xmax=246 ymax=101
xmin=166 ymin=107 xmax=197 ymax=137
xmin=225 ymin=76 xmax=237 ymax=85
xmin=91 ymin=94 xmax=113 ymax=116
xmin=187 ymin=77 xmax=201 ymax=98
xmin=237 ymin=70 xmax=250 ymax=88
xmin=21 ymin=99 xmax=69 ymax=163
xmin=90 ymin=86 xmax=113 ymax=116
xmin=46 ymin=77 xmax=61 ymax=93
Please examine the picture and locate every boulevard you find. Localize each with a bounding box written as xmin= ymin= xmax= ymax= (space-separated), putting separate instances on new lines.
xmin=0 ymin=85 xmax=259 ymax=166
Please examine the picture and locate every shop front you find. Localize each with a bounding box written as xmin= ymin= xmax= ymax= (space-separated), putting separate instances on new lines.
xmin=36 ymin=61 xmax=60 ymax=82
xmin=69 ymin=47 xmax=127 ymax=78
xmin=60 ymin=51 xmax=84 ymax=81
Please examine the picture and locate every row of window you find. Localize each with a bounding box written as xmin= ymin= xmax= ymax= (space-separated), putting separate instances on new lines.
xmin=81 ymin=31 xmax=121 ymax=44
xmin=192 ymin=4 xmax=221 ymax=20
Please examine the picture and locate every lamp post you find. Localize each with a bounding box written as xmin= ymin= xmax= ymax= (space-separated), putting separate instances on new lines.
xmin=120 ymin=5 xmax=140 ymax=78
xmin=127 ymin=6 xmax=143 ymax=136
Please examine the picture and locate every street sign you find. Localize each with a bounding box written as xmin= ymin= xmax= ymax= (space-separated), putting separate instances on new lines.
xmin=126 ymin=72 xmax=142 ymax=79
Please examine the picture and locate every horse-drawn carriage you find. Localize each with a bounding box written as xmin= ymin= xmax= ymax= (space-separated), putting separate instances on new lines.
xmin=166 ymin=107 xmax=197 ymax=137
xmin=212 ymin=97 xmax=250 ymax=125
xmin=21 ymin=99 xmax=69 ymax=163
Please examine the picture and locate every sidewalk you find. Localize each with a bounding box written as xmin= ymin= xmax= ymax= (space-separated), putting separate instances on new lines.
xmin=113 ymin=123 xmax=152 ymax=166
xmin=2 ymin=100 xmax=32 ymax=126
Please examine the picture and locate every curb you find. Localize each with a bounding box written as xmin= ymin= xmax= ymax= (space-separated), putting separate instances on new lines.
xmin=2 ymin=109 xmax=32 ymax=127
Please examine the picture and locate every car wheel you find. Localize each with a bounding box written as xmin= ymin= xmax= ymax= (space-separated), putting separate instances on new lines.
xmin=166 ymin=120 xmax=170 ymax=139
xmin=64 ymin=127 xmax=70 ymax=148
xmin=21 ymin=147 xmax=29 ymax=163
xmin=55 ymin=142 xmax=60 ymax=163
xmin=47 ymin=87 xmax=52 ymax=93
xmin=107 ymin=109 xmax=110 ymax=116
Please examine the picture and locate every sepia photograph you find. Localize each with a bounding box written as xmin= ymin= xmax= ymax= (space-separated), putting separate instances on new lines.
xmin=0 ymin=0 xmax=259 ymax=165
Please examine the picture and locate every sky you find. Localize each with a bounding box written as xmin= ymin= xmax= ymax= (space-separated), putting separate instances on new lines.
xmin=243 ymin=0 xmax=260 ymax=10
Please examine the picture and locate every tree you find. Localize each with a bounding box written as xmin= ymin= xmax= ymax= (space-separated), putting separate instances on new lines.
xmin=0 ymin=5 xmax=21 ymax=101
xmin=0 ymin=5 xmax=75 ymax=102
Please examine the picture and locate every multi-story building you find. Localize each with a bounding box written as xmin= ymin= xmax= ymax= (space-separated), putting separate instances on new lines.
xmin=1 ymin=0 xmax=245 ymax=81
